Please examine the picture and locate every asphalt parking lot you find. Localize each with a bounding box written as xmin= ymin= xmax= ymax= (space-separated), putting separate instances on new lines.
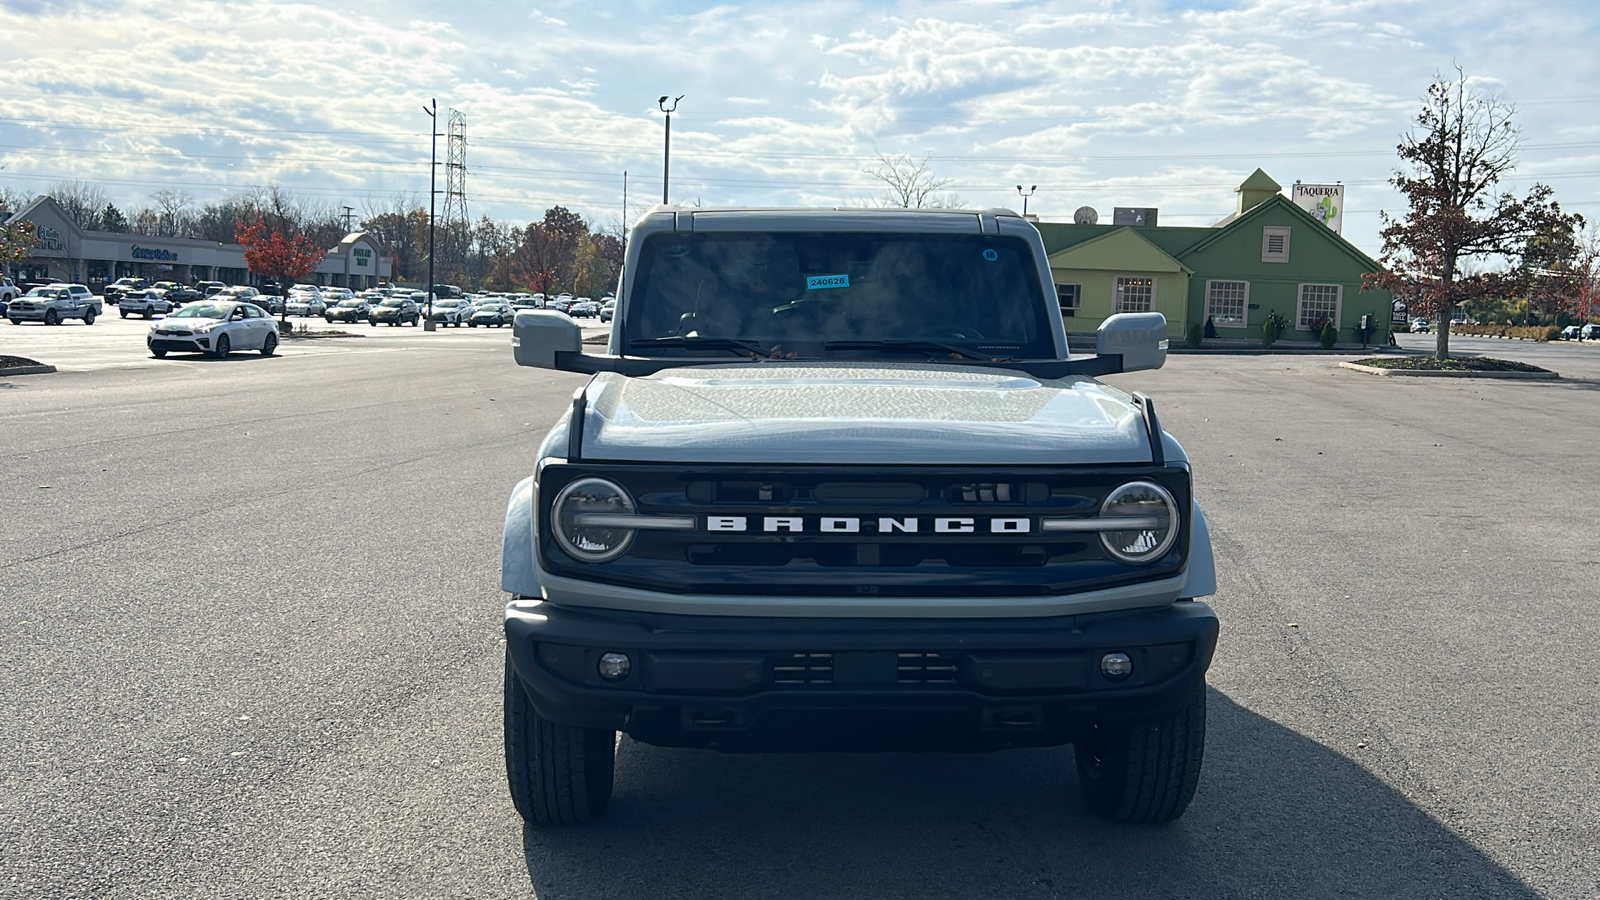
xmin=2 ymin=326 xmax=1598 ymax=898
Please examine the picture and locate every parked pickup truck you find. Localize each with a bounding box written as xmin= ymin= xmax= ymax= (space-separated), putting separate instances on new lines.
xmin=500 ymin=206 xmax=1218 ymax=828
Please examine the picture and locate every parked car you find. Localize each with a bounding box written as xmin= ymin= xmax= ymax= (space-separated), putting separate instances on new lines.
xmin=0 ymin=275 xmax=20 ymax=305
xmin=154 ymin=282 xmax=203 ymax=306
xmin=285 ymin=290 xmax=327 ymax=317
xmin=369 ymin=296 xmax=420 ymax=326
xmin=147 ymin=301 xmax=279 ymax=359
xmin=468 ymin=300 xmax=514 ymax=327
xmin=569 ymin=298 xmax=599 ymax=318
xmin=599 ymin=298 xmax=616 ymax=323
xmin=103 ymin=276 xmax=150 ymax=304
xmin=322 ymin=287 xmax=355 ymax=305
xmin=426 ymin=298 xmax=472 ymax=326
xmin=1582 ymin=324 xmax=1600 ymax=341
xmin=118 ymin=288 xmax=173 ymax=319
xmin=1411 ymin=318 xmax=1431 ymax=333
xmin=325 ymin=297 xmax=372 ymax=323
xmin=7 ymin=284 xmax=99 ymax=325
xmin=1561 ymin=325 xmax=1582 ymax=340
xmin=197 ymin=280 xmax=227 ymax=297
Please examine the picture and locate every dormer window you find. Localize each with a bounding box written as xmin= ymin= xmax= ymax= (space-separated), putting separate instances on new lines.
xmin=1262 ymin=226 xmax=1291 ymax=263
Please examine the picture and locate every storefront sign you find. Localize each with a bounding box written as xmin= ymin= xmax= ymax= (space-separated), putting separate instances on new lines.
xmin=131 ymin=245 xmax=179 ymax=262
xmin=1292 ymin=183 xmax=1344 ymax=233
xmin=353 ymin=247 xmax=371 ymax=267
xmin=34 ymin=226 xmax=65 ymax=252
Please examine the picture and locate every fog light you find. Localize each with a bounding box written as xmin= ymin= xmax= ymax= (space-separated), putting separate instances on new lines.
xmin=597 ymin=652 xmax=631 ymax=681
xmin=1100 ymin=652 xmax=1134 ymax=681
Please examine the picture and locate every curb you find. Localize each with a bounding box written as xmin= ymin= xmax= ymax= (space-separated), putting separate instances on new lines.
xmin=0 ymin=364 xmax=57 ymax=376
xmin=1339 ymin=362 xmax=1559 ymax=380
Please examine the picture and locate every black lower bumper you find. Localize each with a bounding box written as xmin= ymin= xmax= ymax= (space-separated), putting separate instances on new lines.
xmin=505 ymin=600 xmax=1218 ymax=752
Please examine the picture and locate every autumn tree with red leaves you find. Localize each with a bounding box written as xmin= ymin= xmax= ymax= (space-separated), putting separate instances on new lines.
xmin=1365 ymin=68 xmax=1582 ymax=359
xmin=235 ymin=219 xmax=325 ymax=325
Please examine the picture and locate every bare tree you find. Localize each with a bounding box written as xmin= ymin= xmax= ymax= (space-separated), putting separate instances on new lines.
xmin=865 ymin=153 xmax=962 ymax=209
xmin=148 ymin=189 xmax=194 ymax=237
xmin=46 ymin=179 xmax=110 ymax=230
xmin=1365 ymin=67 xmax=1582 ymax=359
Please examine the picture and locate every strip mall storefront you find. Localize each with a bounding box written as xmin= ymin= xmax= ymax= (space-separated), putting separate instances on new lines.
xmin=3 ymin=196 xmax=393 ymax=290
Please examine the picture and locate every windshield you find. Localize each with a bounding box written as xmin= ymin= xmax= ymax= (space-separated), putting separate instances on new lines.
xmin=25 ymin=288 xmax=61 ymax=297
xmin=381 ymin=298 xmax=406 ymax=307
xmin=623 ymin=231 xmax=1055 ymax=359
xmin=339 ymin=299 xmax=365 ymax=307
xmin=172 ymin=303 xmax=231 ymax=318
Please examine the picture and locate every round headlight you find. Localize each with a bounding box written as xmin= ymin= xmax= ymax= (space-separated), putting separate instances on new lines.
xmin=1099 ymin=480 xmax=1179 ymax=565
xmin=551 ymin=477 xmax=636 ymax=563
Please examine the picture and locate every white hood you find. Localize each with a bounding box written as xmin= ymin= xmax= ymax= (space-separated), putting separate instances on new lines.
xmin=575 ymin=362 xmax=1171 ymax=466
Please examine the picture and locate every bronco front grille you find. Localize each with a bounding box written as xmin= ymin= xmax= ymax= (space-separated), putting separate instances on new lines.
xmin=537 ymin=463 xmax=1190 ymax=597
xmin=769 ymin=651 xmax=962 ymax=687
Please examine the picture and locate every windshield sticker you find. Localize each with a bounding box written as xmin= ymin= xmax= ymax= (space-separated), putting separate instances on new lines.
xmin=982 ymin=248 xmax=999 ymax=262
xmin=806 ymin=274 xmax=850 ymax=290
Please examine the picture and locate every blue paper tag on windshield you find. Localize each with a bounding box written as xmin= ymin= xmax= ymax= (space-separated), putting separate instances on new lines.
xmin=805 ymin=274 xmax=850 ymax=290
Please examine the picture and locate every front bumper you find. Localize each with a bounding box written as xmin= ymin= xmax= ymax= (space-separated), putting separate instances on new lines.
xmin=148 ymin=333 xmax=211 ymax=352
xmin=7 ymin=306 xmax=47 ymax=320
xmin=505 ymin=599 xmax=1217 ymax=752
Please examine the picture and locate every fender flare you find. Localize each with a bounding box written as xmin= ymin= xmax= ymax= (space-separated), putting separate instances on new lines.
xmin=1180 ymin=499 xmax=1217 ymax=599
xmin=501 ymin=475 xmax=541 ymax=596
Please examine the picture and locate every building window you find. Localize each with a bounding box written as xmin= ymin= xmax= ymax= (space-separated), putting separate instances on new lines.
xmin=1206 ymin=280 xmax=1248 ymax=327
xmin=1297 ymin=283 xmax=1342 ymax=330
xmin=1055 ymin=283 xmax=1080 ymax=317
xmin=1114 ymin=276 xmax=1154 ymax=313
xmin=1262 ymin=226 xmax=1291 ymax=263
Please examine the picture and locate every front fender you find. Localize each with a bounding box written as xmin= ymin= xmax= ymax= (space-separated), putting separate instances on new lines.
xmin=501 ymin=475 xmax=541 ymax=596
xmin=1180 ymin=499 xmax=1216 ymax=599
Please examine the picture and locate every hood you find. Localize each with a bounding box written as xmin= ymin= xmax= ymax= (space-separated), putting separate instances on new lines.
xmin=155 ymin=317 xmax=219 ymax=331
xmin=576 ymin=362 xmax=1171 ymax=466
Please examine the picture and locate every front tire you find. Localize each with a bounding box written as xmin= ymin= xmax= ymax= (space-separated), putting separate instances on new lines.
xmin=82 ymin=309 xmax=96 ymax=325
xmin=261 ymin=331 xmax=278 ymax=357
xmin=44 ymin=309 xmax=58 ymax=326
xmin=504 ymin=652 xmax=615 ymax=826
xmin=120 ymin=311 xmax=129 ymax=318
xmin=1074 ymin=685 xmax=1206 ymax=824
xmin=211 ymin=333 xmax=231 ymax=359
xmin=151 ymin=347 xmax=167 ymax=358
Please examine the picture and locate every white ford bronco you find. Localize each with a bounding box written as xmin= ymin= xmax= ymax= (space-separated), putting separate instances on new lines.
xmin=501 ymin=207 xmax=1218 ymax=827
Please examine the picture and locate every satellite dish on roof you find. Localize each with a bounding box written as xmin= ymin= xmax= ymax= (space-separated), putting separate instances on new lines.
xmin=1073 ymin=206 xmax=1099 ymax=225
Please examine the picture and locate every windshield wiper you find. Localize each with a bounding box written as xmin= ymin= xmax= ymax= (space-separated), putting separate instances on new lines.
xmin=629 ymin=336 xmax=780 ymax=358
xmin=823 ymin=339 xmax=1002 ymax=361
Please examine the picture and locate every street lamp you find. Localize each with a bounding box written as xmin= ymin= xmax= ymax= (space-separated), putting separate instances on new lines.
xmin=423 ymin=98 xmax=439 ymax=331
xmin=1016 ymin=184 xmax=1037 ymax=217
xmin=659 ymin=95 xmax=682 ymax=204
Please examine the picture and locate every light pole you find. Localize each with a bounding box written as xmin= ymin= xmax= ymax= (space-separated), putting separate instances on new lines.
xmin=423 ymin=98 xmax=438 ymax=331
xmin=1016 ymin=184 xmax=1037 ymax=217
xmin=658 ymin=95 xmax=682 ymax=204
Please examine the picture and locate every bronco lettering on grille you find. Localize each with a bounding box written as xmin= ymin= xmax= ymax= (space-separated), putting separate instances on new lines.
xmin=703 ymin=516 xmax=1032 ymax=534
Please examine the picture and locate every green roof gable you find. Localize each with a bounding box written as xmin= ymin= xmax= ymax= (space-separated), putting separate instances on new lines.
xmin=1046 ymin=226 xmax=1192 ymax=274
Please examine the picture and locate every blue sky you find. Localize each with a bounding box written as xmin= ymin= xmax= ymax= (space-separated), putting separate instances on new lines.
xmin=1 ymin=0 xmax=1597 ymax=254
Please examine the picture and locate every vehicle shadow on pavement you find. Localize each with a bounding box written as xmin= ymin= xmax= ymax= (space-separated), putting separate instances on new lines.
xmin=520 ymin=689 xmax=1538 ymax=899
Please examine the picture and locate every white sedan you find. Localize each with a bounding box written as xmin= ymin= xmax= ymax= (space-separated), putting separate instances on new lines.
xmin=118 ymin=289 xmax=174 ymax=319
xmin=147 ymin=301 xmax=279 ymax=359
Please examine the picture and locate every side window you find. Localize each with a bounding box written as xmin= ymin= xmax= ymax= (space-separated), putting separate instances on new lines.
xmin=1055 ymin=283 xmax=1080 ymax=318
xmin=1113 ymin=276 xmax=1154 ymax=313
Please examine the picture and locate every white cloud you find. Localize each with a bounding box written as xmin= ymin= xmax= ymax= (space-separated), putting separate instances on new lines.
xmin=0 ymin=0 xmax=1594 ymax=251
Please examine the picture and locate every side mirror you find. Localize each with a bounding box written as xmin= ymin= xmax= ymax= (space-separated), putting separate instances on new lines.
xmin=513 ymin=310 xmax=582 ymax=369
xmin=1097 ymin=313 xmax=1168 ymax=373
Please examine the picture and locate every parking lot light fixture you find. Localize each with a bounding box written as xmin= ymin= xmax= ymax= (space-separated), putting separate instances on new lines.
xmin=659 ymin=95 xmax=682 ymax=204
xmin=424 ymin=98 xmax=439 ymax=332
xmin=1016 ymin=184 xmax=1037 ymax=217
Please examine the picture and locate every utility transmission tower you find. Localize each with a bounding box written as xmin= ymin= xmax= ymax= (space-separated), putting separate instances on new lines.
xmin=441 ymin=108 xmax=470 ymax=285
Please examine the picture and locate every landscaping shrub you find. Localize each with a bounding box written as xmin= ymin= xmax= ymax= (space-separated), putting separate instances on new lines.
xmin=1319 ymin=321 xmax=1338 ymax=349
xmin=1262 ymin=310 xmax=1288 ymax=347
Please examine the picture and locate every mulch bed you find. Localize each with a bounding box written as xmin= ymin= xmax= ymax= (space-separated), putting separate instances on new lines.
xmin=1350 ymin=356 xmax=1551 ymax=373
xmin=0 ymin=355 xmax=46 ymax=368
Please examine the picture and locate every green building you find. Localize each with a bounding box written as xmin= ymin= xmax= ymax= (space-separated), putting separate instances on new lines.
xmin=1037 ymin=170 xmax=1392 ymax=345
